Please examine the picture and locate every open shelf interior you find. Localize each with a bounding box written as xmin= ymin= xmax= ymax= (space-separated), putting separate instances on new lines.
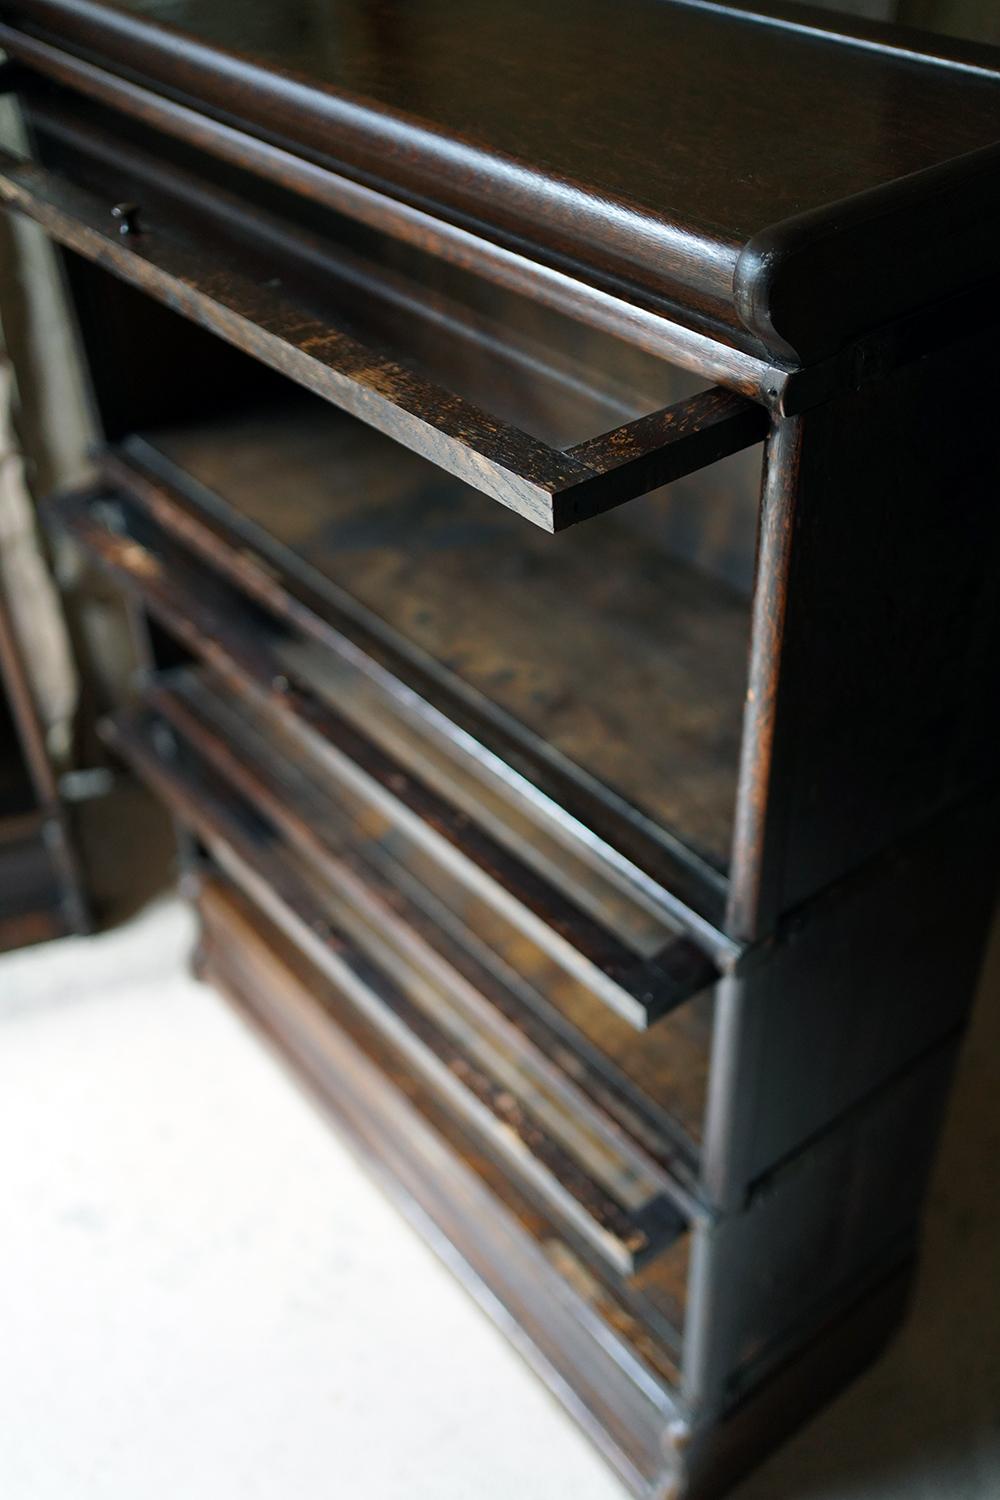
xmin=60 ymin=475 xmax=721 ymax=1025
xmin=126 ymin=390 xmax=753 ymax=906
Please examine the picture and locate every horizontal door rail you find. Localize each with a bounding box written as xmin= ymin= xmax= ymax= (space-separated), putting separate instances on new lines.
xmin=49 ymin=485 xmax=720 ymax=1027
xmin=152 ymin=665 xmax=705 ymax=1187
xmin=0 ymin=140 xmax=768 ymax=530
xmin=105 ymin=697 xmax=687 ymax=1277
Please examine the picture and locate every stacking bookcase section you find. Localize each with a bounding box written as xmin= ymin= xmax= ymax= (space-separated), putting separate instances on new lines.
xmin=0 ymin=87 xmax=768 ymax=530
xmin=104 ymin=684 xmax=694 ymax=1286
xmin=48 ymin=400 xmax=750 ymax=1030
xmin=8 ymin=3 xmax=1000 ymax=1495
xmin=121 ymin=405 xmax=752 ymax=905
xmin=144 ymin=669 xmax=711 ymax=1177
xmin=49 ymin=459 xmax=719 ymax=1163
xmin=196 ymin=873 xmax=687 ymax=1489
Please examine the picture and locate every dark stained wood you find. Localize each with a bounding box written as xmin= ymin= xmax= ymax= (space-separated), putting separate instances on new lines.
xmin=0 ymin=117 xmax=765 ymax=530
xmin=0 ymin=148 xmax=582 ymax=532
xmin=201 ymin=871 xmax=694 ymax=1356
xmin=196 ymin=873 xmax=689 ymax=1491
xmin=680 ymin=1258 xmax=913 ymax=1500
xmin=197 ymin=868 xmax=935 ymax=1500
xmin=686 ymin=1040 xmax=958 ymax=1408
xmin=106 ymin=696 xmax=690 ymax=1277
xmin=153 ymin=665 xmax=713 ymax=1173
xmin=20 ymin=88 xmax=689 ymax=448
xmin=103 ymin=431 xmax=742 ymax=931
xmin=704 ymin=793 xmax=1000 ymax=1208
xmin=728 ymin=330 xmax=1000 ymax=937
xmin=51 ymin=482 xmax=722 ymax=1027
xmin=195 ymin=879 xmax=692 ymax=1357
xmin=566 ymin=389 xmax=768 ymax=521
xmin=5 ymin=0 xmax=1000 ymax=360
xmin=725 ymin=415 xmax=798 ymax=939
xmin=0 ymin=23 xmax=783 ymax=399
xmin=9 ymin=2 xmax=1000 ymax=1492
xmin=122 ymin=405 xmax=751 ymax=887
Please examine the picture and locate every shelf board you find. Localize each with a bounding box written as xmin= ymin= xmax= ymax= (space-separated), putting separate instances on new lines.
xmin=125 ymin=399 xmax=749 ymax=902
xmin=58 ymin=475 xmax=722 ymax=1025
xmin=154 ymin=664 xmax=712 ymax=1166
xmin=105 ymin=693 xmax=700 ymax=1279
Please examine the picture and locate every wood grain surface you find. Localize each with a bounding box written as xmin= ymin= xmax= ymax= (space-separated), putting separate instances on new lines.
xmin=5 ymin=0 xmax=1000 ymax=356
xmin=149 ymin=402 xmax=751 ymax=877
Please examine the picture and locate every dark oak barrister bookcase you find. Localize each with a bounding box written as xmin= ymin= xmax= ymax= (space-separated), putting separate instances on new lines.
xmin=2 ymin=0 xmax=999 ymax=1492
xmin=0 ymin=575 xmax=87 ymax=950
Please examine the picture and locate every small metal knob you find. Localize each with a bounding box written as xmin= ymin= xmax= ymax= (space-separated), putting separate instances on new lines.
xmin=111 ymin=201 xmax=140 ymax=236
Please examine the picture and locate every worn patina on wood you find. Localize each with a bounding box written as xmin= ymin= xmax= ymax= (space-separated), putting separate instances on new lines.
xmin=3 ymin=1 xmax=1000 ymax=1495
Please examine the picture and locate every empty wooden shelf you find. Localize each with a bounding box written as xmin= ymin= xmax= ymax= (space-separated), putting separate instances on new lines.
xmin=3 ymin=2 xmax=1000 ymax=1496
xmin=51 ymin=472 xmax=726 ymax=1027
xmin=132 ymin=404 xmax=752 ymax=879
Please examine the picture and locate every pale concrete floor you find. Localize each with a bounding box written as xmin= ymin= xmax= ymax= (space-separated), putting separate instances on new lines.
xmin=1 ymin=894 xmax=997 ymax=1500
